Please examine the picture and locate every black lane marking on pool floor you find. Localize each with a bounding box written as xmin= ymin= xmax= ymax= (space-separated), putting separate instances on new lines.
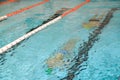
xmin=0 ymin=54 xmax=6 ymax=66
xmin=26 ymin=14 xmax=61 ymax=33
xmin=61 ymin=8 xmax=119 ymax=80
xmin=26 ymin=8 xmax=71 ymax=33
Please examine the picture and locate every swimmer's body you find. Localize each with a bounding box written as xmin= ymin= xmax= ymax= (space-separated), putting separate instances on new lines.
xmin=46 ymin=38 xmax=79 ymax=69
xmin=83 ymin=14 xmax=105 ymax=29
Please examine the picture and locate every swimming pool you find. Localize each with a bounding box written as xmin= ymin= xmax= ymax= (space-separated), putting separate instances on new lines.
xmin=0 ymin=0 xmax=120 ymax=80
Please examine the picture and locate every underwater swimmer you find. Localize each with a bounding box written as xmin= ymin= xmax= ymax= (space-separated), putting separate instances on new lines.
xmin=83 ymin=13 xmax=105 ymax=29
xmin=45 ymin=38 xmax=80 ymax=75
xmin=46 ymin=38 xmax=79 ymax=68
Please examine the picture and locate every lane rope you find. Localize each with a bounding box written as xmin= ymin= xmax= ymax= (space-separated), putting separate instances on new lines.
xmin=0 ymin=16 xmax=62 ymax=54
xmin=0 ymin=0 xmax=14 ymax=6
xmin=0 ymin=0 xmax=90 ymax=54
xmin=62 ymin=0 xmax=90 ymax=17
xmin=0 ymin=0 xmax=49 ymax=22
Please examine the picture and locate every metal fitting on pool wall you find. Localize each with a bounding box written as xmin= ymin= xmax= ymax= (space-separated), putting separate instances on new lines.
xmin=0 ymin=16 xmax=8 ymax=22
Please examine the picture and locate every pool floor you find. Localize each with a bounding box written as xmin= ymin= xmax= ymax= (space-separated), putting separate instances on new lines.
xmin=0 ymin=0 xmax=120 ymax=80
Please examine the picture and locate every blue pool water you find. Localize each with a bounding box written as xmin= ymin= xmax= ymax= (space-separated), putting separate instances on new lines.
xmin=0 ymin=0 xmax=120 ymax=80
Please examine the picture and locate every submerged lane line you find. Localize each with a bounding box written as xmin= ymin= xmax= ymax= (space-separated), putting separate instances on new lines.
xmin=0 ymin=0 xmax=49 ymax=22
xmin=0 ymin=0 xmax=90 ymax=54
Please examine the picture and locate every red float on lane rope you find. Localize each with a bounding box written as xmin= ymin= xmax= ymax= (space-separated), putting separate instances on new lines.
xmin=0 ymin=0 xmax=17 ymax=6
xmin=7 ymin=0 xmax=49 ymax=17
xmin=0 ymin=1 xmax=10 ymax=5
xmin=62 ymin=0 xmax=90 ymax=17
